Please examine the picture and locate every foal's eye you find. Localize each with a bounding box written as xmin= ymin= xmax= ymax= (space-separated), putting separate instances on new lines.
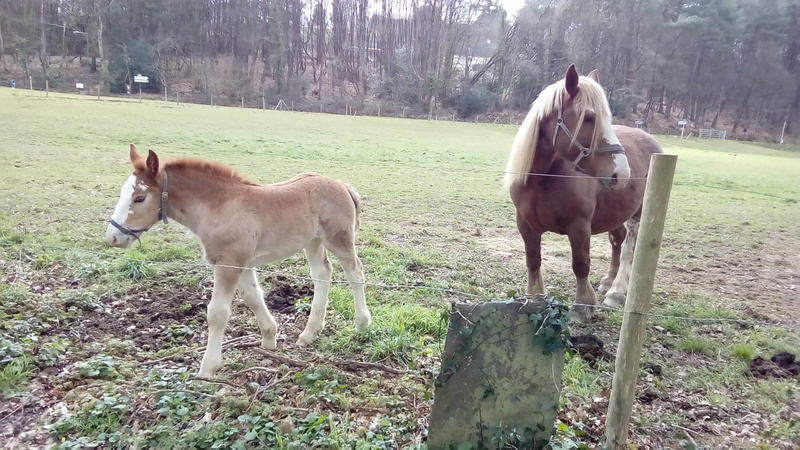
xmin=134 ymin=196 xmax=146 ymax=203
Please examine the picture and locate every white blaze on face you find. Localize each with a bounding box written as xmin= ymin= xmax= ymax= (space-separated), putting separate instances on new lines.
xmin=600 ymin=120 xmax=631 ymax=181
xmin=106 ymin=175 xmax=145 ymax=245
xmin=110 ymin=175 xmax=139 ymax=224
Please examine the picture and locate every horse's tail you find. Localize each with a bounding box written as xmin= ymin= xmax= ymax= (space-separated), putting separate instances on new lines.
xmin=504 ymin=106 xmax=541 ymax=190
xmin=344 ymin=182 xmax=362 ymax=231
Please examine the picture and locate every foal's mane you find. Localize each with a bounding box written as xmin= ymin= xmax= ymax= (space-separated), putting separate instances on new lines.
xmin=503 ymin=76 xmax=612 ymax=189
xmin=163 ymin=158 xmax=259 ymax=185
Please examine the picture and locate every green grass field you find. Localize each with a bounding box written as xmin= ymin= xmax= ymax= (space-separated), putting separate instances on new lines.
xmin=1 ymin=88 xmax=799 ymax=448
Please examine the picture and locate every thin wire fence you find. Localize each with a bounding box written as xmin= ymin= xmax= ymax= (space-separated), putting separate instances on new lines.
xmin=2 ymin=242 xmax=796 ymax=332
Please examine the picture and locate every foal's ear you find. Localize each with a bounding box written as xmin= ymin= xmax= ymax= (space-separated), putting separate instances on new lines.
xmin=565 ymin=64 xmax=580 ymax=98
xmin=146 ymin=150 xmax=160 ymax=176
xmin=129 ymin=144 xmax=144 ymax=165
xmin=587 ymin=69 xmax=600 ymax=82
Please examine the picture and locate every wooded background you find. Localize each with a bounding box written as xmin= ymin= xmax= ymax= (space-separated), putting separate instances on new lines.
xmin=1 ymin=0 xmax=798 ymax=140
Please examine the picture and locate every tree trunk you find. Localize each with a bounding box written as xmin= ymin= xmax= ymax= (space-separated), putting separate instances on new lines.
xmin=0 ymin=2 xmax=6 ymax=73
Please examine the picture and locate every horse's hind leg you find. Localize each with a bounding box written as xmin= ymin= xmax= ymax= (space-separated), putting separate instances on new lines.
xmin=517 ymin=213 xmax=546 ymax=295
xmin=297 ymin=239 xmax=333 ymax=346
xmin=604 ymin=216 xmax=640 ymax=308
xmin=598 ymin=225 xmax=627 ymax=295
xmin=238 ymin=269 xmax=278 ymax=350
xmin=326 ymin=238 xmax=371 ymax=333
xmin=198 ymin=265 xmax=240 ymax=378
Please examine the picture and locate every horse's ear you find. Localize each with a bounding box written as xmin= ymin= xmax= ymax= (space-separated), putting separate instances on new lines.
xmin=565 ymin=64 xmax=580 ymax=98
xmin=588 ymin=69 xmax=600 ymax=82
xmin=146 ymin=150 xmax=160 ymax=176
xmin=129 ymin=144 xmax=144 ymax=165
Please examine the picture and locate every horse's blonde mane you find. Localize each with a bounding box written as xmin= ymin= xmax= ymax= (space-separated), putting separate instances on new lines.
xmin=165 ymin=158 xmax=259 ymax=185
xmin=503 ymin=75 xmax=612 ymax=189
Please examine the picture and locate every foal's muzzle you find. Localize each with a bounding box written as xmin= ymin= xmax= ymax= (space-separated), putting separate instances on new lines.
xmin=107 ymin=218 xmax=147 ymax=247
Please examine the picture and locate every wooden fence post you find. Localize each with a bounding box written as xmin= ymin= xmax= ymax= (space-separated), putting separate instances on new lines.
xmin=604 ymin=153 xmax=678 ymax=449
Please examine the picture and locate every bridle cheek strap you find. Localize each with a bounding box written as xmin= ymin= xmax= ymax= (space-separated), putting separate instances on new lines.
xmin=158 ymin=170 xmax=169 ymax=224
xmin=553 ymin=107 xmax=625 ymax=170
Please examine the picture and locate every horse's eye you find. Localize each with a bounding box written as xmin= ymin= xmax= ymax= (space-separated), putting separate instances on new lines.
xmin=585 ymin=115 xmax=595 ymax=124
xmin=134 ymin=196 xmax=146 ymax=203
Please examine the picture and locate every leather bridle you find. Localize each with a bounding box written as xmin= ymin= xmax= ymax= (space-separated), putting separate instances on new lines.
xmin=553 ymin=107 xmax=625 ymax=171
xmin=108 ymin=171 xmax=170 ymax=243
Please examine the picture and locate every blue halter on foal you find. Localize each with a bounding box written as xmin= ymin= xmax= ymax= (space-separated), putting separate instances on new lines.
xmin=107 ymin=171 xmax=170 ymax=243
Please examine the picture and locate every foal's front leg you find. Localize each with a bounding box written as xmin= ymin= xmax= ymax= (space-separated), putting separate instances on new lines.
xmin=198 ymin=265 xmax=240 ymax=378
xmin=238 ymin=269 xmax=278 ymax=350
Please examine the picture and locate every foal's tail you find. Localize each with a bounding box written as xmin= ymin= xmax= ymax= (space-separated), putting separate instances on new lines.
xmin=344 ymin=182 xmax=362 ymax=231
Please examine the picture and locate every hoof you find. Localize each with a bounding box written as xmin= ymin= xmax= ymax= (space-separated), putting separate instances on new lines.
xmin=261 ymin=337 xmax=277 ymax=350
xmin=196 ymin=365 xmax=219 ymax=379
xmin=570 ymin=304 xmax=595 ymax=322
xmin=603 ymin=292 xmax=626 ymax=308
xmin=355 ymin=314 xmax=371 ymax=333
xmin=597 ymin=281 xmax=613 ymax=295
xmin=296 ymin=331 xmax=316 ymax=347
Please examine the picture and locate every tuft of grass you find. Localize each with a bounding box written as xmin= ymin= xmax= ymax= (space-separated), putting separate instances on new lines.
xmin=731 ymin=342 xmax=756 ymax=362
xmin=559 ymin=352 xmax=605 ymax=401
xmin=113 ymin=255 xmax=154 ymax=280
xmin=0 ymin=357 xmax=34 ymax=398
xmin=678 ymin=337 xmax=716 ymax=356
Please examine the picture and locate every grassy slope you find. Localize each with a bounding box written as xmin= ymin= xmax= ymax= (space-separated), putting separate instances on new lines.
xmin=1 ymin=88 xmax=798 ymax=448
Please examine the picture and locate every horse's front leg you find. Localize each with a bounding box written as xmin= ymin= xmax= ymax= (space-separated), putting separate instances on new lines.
xmin=517 ymin=213 xmax=546 ymax=296
xmin=198 ymin=265 xmax=241 ymax=378
xmin=567 ymin=225 xmax=597 ymax=321
xmin=604 ymin=217 xmax=640 ymax=307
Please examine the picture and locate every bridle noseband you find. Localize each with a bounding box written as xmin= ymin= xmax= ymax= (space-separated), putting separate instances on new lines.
xmin=553 ymin=107 xmax=625 ymax=171
xmin=108 ymin=171 xmax=170 ymax=244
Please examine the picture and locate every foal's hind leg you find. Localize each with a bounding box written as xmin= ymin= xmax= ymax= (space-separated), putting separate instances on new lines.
xmin=297 ymin=239 xmax=333 ymax=347
xmin=517 ymin=214 xmax=546 ymax=295
xmin=331 ymin=244 xmax=371 ymax=333
xmin=198 ymin=265 xmax=240 ymax=378
xmin=598 ymin=226 xmax=627 ymax=295
xmin=604 ymin=217 xmax=640 ymax=308
xmin=323 ymin=232 xmax=371 ymax=333
xmin=238 ymin=269 xmax=278 ymax=350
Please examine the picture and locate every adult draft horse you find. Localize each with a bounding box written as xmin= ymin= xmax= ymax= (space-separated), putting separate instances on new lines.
xmin=504 ymin=65 xmax=663 ymax=320
xmin=106 ymin=145 xmax=371 ymax=377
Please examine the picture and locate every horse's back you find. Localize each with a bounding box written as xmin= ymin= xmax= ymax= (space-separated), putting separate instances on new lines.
xmin=614 ymin=125 xmax=663 ymax=156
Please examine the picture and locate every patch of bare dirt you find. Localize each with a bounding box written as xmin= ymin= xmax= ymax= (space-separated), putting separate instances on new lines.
xmin=750 ymin=351 xmax=800 ymax=379
xmin=264 ymin=275 xmax=313 ymax=314
xmin=570 ymin=333 xmax=613 ymax=364
xmin=660 ymin=232 xmax=800 ymax=327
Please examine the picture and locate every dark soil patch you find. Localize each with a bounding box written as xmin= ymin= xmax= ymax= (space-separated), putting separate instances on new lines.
xmin=570 ymin=333 xmax=612 ymax=364
xmin=637 ymin=390 xmax=661 ymax=404
xmin=66 ymin=282 xmax=210 ymax=350
xmin=644 ymin=362 xmax=663 ymax=376
xmin=750 ymin=351 xmax=800 ymax=379
xmin=264 ymin=275 xmax=313 ymax=314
